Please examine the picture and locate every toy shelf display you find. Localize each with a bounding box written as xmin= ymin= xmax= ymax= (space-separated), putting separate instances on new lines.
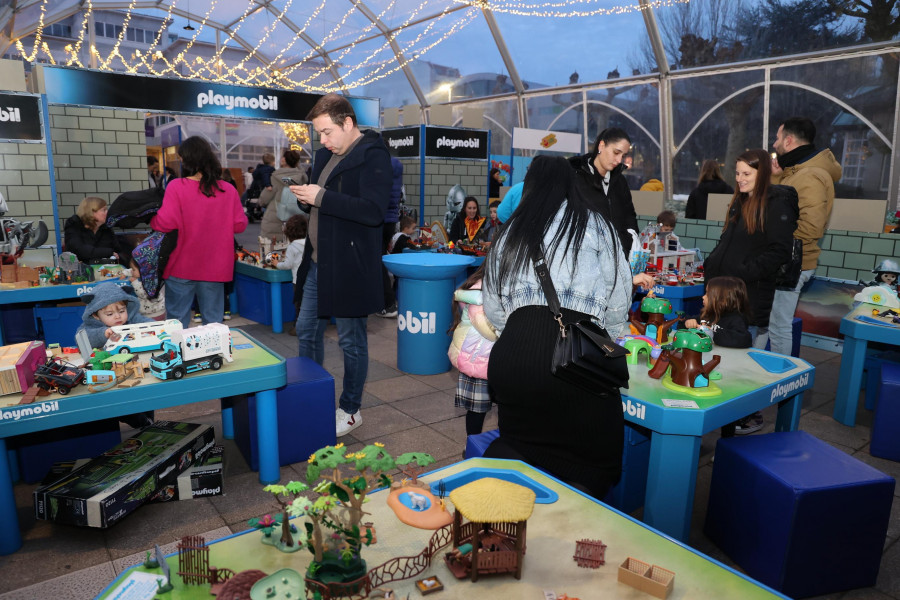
xmin=99 ymin=458 xmax=789 ymax=600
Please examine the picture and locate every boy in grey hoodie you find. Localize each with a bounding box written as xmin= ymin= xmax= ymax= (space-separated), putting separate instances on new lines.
xmin=76 ymin=281 xmax=154 ymax=428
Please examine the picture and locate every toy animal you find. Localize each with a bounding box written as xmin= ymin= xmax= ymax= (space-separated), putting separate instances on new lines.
xmin=408 ymin=492 xmax=428 ymax=511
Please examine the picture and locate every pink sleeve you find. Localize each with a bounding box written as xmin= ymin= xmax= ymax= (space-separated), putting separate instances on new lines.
xmin=150 ymin=183 xmax=181 ymax=232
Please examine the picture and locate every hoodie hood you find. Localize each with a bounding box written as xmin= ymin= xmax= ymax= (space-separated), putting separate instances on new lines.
xmin=81 ymin=281 xmax=144 ymax=325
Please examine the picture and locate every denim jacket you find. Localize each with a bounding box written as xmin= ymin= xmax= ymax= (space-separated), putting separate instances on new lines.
xmin=483 ymin=203 xmax=632 ymax=337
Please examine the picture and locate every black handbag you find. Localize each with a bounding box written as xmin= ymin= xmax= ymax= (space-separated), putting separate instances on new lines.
xmin=774 ymin=238 xmax=803 ymax=289
xmin=531 ymin=250 xmax=630 ymax=393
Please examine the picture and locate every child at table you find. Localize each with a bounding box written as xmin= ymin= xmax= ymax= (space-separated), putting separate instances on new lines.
xmin=123 ymin=260 xmax=166 ymax=321
xmin=273 ymin=214 xmax=308 ymax=284
xmin=388 ymin=216 xmax=417 ymax=254
xmin=448 ymin=265 xmax=498 ymax=438
xmin=684 ymin=276 xmax=756 ymax=436
xmin=75 ymin=281 xmax=154 ymax=428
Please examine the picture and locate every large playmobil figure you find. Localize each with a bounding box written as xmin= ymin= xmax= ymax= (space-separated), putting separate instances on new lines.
xmin=865 ymin=259 xmax=899 ymax=294
xmin=648 ymin=328 xmax=722 ymax=395
xmin=630 ymin=296 xmax=680 ymax=344
xmin=443 ymin=184 xmax=466 ymax=232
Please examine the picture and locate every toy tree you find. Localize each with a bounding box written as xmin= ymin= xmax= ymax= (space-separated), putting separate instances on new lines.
xmin=88 ymin=349 xmax=112 ymax=371
xmin=631 ymin=296 xmax=681 ymax=344
xmin=287 ymin=442 xmax=397 ymax=583
xmin=394 ymin=452 xmax=436 ymax=486
xmin=648 ymin=328 xmax=721 ymax=388
xmin=262 ymin=480 xmax=310 ymax=547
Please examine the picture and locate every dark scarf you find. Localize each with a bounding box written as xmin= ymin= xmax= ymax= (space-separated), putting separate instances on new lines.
xmin=777 ymin=144 xmax=816 ymax=170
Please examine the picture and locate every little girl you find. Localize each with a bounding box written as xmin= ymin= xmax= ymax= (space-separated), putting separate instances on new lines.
xmin=448 ymin=265 xmax=498 ymax=437
xmin=684 ymin=276 xmax=757 ymax=435
xmin=684 ymin=275 xmax=752 ymax=348
xmin=124 ymin=260 xmax=166 ymax=321
xmin=273 ymin=214 xmax=308 ymax=284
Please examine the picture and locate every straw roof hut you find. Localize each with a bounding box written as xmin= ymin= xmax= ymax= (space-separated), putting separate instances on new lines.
xmin=447 ymin=478 xmax=536 ymax=581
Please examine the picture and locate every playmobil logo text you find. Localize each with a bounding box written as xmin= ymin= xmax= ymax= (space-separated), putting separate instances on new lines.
xmin=436 ymin=136 xmax=480 ymax=150
xmin=194 ymin=486 xmax=221 ymax=497
xmin=398 ymin=311 xmax=436 ymax=334
xmin=197 ymin=91 xmax=279 ymax=112
xmin=0 ymin=107 xmax=21 ymax=122
xmin=622 ymin=398 xmax=647 ymax=420
xmin=388 ymin=136 xmax=415 ymax=149
xmin=770 ymin=373 xmax=810 ymax=402
xmin=76 ymin=282 xmax=127 ymax=296
xmin=1 ymin=401 xmax=60 ymax=421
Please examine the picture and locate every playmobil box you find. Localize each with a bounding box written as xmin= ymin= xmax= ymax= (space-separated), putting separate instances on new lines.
xmin=33 ymin=421 xmax=215 ymax=528
xmin=148 ymin=444 xmax=224 ymax=502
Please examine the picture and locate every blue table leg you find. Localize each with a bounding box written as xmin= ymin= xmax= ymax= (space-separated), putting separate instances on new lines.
xmin=229 ymin=288 xmax=239 ymax=317
xmin=643 ymin=432 xmax=701 ymax=542
xmin=834 ymin=336 xmax=867 ymax=426
xmin=775 ymin=392 xmax=803 ymax=432
xmin=255 ymin=389 xmax=280 ymax=484
xmin=0 ymin=438 xmax=23 ymax=555
xmin=220 ymin=397 xmax=234 ymax=440
xmin=7 ymin=447 xmax=19 ymax=483
xmin=270 ymin=282 xmax=283 ymax=334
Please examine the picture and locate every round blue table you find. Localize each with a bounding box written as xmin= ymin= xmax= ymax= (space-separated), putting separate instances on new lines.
xmin=383 ymin=253 xmax=475 ymax=375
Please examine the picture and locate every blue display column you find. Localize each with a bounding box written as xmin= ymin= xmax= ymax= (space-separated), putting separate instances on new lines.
xmin=383 ymin=254 xmax=475 ymax=375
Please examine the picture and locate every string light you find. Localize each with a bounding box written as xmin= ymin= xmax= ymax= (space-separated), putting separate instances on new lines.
xmin=11 ymin=0 xmax=682 ymax=92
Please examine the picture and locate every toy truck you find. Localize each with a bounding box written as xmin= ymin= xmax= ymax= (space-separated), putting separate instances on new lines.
xmin=149 ymin=324 xmax=233 ymax=381
xmin=34 ymin=357 xmax=85 ymax=395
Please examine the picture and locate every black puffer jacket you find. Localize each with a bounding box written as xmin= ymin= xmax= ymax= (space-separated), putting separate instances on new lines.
xmin=704 ymin=185 xmax=799 ymax=328
xmin=64 ymin=215 xmax=121 ymax=264
xmin=686 ymin=179 xmax=733 ymax=219
xmin=569 ymin=154 xmax=638 ymax=255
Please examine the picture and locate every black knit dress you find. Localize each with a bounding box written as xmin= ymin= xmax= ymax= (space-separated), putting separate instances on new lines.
xmin=484 ymin=305 xmax=624 ymax=499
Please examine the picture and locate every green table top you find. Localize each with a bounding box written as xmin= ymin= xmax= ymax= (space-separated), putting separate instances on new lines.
xmin=98 ymin=458 xmax=786 ymax=599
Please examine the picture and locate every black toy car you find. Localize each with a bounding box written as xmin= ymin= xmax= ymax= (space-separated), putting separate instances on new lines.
xmin=34 ymin=357 xmax=85 ymax=395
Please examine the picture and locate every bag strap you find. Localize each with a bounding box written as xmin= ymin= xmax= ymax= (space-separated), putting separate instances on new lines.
xmin=530 ymin=245 xmax=567 ymax=335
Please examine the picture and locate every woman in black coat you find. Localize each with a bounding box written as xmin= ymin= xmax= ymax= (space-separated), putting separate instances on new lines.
xmin=703 ymin=149 xmax=798 ymax=343
xmin=685 ymin=159 xmax=733 ymax=219
xmin=64 ymin=196 xmax=125 ymax=265
xmin=449 ymin=196 xmax=488 ymax=245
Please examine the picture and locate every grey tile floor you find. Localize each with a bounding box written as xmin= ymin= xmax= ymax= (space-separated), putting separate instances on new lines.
xmin=0 ymin=230 xmax=897 ymax=599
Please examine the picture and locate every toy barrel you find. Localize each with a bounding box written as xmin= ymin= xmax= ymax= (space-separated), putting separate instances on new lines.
xmin=383 ymin=253 xmax=475 ymax=375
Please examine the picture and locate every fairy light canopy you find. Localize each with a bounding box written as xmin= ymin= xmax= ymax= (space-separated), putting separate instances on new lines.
xmin=0 ymin=0 xmax=683 ymax=107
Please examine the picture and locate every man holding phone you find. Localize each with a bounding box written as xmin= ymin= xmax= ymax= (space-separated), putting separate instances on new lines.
xmin=291 ymin=93 xmax=392 ymax=437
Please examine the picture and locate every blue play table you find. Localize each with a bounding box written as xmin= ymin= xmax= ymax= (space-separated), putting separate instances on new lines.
xmin=232 ymin=261 xmax=293 ymax=333
xmin=833 ymin=302 xmax=900 ymax=426
xmin=621 ymin=346 xmax=813 ymax=541
xmin=0 ymin=329 xmax=287 ymax=555
xmin=383 ymin=253 xmax=474 ymax=375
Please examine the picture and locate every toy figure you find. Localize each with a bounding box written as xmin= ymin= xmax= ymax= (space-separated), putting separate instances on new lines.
xmin=630 ymin=296 xmax=680 ymax=344
xmin=648 ymin=329 xmax=721 ymax=390
xmin=864 ymin=259 xmax=899 ymax=293
xmin=443 ymin=184 xmax=466 ymax=232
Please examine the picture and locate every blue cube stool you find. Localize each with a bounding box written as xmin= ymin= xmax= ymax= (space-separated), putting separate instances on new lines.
xmin=871 ymin=361 xmax=900 ymax=461
xmin=863 ymin=350 xmax=900 ymax=411
xmin=705 ymin=431 xmax=895 ymax=598
xmin=232 ymin=357 xmax=335 ymax=470
xmin=465 ymin=429 xmax=499 ymax=459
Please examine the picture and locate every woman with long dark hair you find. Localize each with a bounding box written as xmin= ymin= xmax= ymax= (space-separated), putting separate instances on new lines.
xmin=704 ymin=149 xmax=797 ymax=344
xmin=150 ymin=136 xmax=248 ymax=327
xmin=482 ymin=155 xmax=632 ymax=499
xmin=685 ymin=159 xmax=734 ymax=219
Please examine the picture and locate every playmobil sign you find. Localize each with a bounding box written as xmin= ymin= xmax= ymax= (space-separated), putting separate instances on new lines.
xmin=425 ymin=126 xmax=488 ymax=160
xmin=398 ymin=311 xmax=436 ymax=334
xmin=770 ymin=372 xmax=811 ymax=402
xmin=0 ymin=93 xmax=42 ymax=141
xmin=382 ymin=127 xmax=420 ymax=157
xmin=1 ymin=401 xmax=60 ymax=421
xmin=193 ymin=486 xmax=222 ymax=497
xmin=622 ymin=398 xmax=647 ymax=420
xmin=197 ymin=91 xmax=279 ymax=112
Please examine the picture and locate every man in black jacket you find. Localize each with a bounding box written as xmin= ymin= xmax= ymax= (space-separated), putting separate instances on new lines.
xmin=292 ymin=94 xmax=392 ymax=437
xmin=569 ymin=127 xmax=639 ymax=256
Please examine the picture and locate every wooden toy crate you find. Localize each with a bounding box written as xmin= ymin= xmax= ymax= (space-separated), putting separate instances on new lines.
xmin=618 ymin=557 xmax=675 ymax=599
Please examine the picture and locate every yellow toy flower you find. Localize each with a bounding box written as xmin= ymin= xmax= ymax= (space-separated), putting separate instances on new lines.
xmin=374 ymin=442 xmax=384 ymax=447
xmin=355 ymin=452 xmax=366 ymax=459
xmin=335 ymin=442 xmax=344 ymax=449
xmin=872 ymin=292 xmax=883 ymax=304
xmin=345 ymin=453 xmax=355 ymax=459
xmin=308 ymin=453 xmax=316 ymax=463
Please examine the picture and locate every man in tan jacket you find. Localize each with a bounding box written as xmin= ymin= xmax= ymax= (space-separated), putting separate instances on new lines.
xmin=767 ymin=117 xmax=842 ymax=356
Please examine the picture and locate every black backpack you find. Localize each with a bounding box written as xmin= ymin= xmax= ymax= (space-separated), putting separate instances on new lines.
xmin=106 ymin=187 xmax=165 ymax=228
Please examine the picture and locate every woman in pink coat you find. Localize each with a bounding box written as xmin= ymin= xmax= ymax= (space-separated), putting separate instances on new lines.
xmin=150 ymin=136 xmax=247 ymax=327
xmin=448 ymin=265 xmax=498 ymax=436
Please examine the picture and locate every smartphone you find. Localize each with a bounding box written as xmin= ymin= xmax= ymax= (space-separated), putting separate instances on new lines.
xmin=281 ymin=177 xmax=300 ymax=186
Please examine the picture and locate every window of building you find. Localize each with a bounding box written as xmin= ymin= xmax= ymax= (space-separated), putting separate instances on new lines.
xmin=841 ymin=132 xmax=867 ymax=189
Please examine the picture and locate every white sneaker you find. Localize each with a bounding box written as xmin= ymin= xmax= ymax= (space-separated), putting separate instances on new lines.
xmin=336 ymin=408 xmax=362 ymax=437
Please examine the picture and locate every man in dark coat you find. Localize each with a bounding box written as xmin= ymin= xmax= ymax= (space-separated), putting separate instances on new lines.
xmin=292 ymin=93 xmax=392 ymax=437
xmin=568 ymin=127 xmax=639 ymax=256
